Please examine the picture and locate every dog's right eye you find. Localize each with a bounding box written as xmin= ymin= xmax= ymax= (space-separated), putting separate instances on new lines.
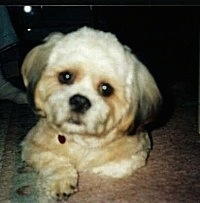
xmin=58 ymin=71 xmax=74 ymax=85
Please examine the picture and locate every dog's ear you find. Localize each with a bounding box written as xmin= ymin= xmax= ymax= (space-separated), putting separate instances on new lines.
xmin=22 ymin=45 xmax=49 ymax=116
xmin=131 ymin=59 xmax=162 ymax=133
xmin=115 ymin=50 xmax=162 ymax=136
xmin=21 ymin=32 xmax=64 ymax=116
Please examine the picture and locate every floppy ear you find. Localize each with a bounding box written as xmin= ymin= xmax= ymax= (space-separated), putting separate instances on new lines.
xmin=131 ymin=59 xmax=162 ymax=133
xmin=21 ymin=32 xmax=64 ymax=116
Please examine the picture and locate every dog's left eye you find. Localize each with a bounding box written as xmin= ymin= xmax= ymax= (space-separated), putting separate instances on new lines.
xmin=58 ymin=71 xmax=74 ymax=85
xmin=98 ymin=83 xmax=114 ymax=97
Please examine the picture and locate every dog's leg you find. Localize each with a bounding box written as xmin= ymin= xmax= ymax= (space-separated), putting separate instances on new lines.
xmin=90 ymin=132 xmax=151 ymax=178
xmin=37 ymin=157 xmax=78 ymax=201
xmin=21 ymin=123 xmax=78 ymax=201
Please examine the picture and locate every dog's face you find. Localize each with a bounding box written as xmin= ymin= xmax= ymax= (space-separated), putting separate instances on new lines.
xmin=22 ymin=27 xmax=161 ymax=137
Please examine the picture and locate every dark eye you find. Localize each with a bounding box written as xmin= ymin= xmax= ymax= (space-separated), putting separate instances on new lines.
xmin=58 ymin=71 xmax=74 ymax=85
xmin=98 ymin=83 xmax=114 ymax=97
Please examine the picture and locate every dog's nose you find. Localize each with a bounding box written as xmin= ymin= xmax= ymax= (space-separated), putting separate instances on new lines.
xmin=69 ymin=94 xmax=91 ymax=113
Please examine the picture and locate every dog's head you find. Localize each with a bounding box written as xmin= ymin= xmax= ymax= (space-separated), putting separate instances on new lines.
xmin=22 ymin=27 xmax=161 ymax=137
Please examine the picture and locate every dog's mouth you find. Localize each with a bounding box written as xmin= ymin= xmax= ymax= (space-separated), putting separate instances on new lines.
xmin=67 ymin=114 xmax=83 ymax=125
xmin=68 ymin=118 xmax=82 ymax=125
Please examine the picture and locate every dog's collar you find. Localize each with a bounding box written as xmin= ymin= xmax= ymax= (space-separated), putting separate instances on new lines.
xmin=58 ymin=134 xmax=66 ymax=144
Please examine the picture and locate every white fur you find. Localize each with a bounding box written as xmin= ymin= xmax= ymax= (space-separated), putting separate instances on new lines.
xmin=21 ymin=27 xmax=161 ymax=201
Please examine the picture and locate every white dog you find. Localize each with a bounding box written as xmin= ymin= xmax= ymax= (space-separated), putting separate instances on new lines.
xmin=21 ymin=27 xmax=161 ymax=201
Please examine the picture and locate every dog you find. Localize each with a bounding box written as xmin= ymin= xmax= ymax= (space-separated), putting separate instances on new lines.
xmin=21 ymin=27 xmax=161 ymax=201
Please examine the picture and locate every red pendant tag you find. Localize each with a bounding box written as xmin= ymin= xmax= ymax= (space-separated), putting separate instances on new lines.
xmin=58 ymin=134 xmax=66 ymax=144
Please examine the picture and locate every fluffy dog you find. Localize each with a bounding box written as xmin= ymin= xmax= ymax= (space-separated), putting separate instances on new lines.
xmin=21 ymin=27 xmax=161 ymax=201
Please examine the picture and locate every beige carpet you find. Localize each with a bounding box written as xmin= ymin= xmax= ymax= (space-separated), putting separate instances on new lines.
xmin=0 ymin=97 xmax=199 ymax=202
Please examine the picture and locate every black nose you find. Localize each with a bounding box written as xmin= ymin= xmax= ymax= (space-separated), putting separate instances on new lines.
xmin=69 ymin=94 xmax=91 ymax=113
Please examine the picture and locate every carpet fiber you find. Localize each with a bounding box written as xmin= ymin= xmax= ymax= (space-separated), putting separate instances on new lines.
xmin=0 ymin=98 xmax=199 ymax=202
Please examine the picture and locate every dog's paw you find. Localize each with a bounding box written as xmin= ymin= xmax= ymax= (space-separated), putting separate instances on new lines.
xmin=39 ymin=166 xmax=78 ymax=201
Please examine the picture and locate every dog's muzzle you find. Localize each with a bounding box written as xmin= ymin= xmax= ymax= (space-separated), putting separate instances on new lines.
xmin=69 ymin=94 xmax=91 ymax=114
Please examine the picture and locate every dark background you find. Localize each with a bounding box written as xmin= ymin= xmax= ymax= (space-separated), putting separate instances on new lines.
xmin=7 ymin=6 xmax=199 ymax=124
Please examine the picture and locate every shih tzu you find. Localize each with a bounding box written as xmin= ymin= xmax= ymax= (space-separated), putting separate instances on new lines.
xmin=21 ymin=27 xmax=161 ymax=201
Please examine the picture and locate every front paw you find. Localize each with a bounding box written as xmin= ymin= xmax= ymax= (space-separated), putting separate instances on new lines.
xmin=39 ymin=166 xmax=78 ymax=201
